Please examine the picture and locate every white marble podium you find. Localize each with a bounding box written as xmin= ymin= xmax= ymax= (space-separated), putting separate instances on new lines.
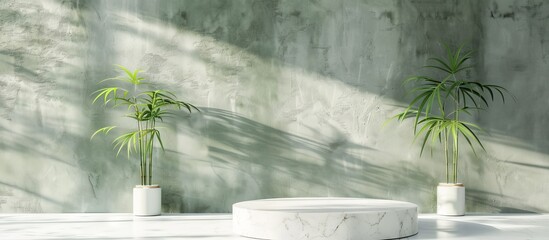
xmin=233 ymin=198 xmax=418 ymax=240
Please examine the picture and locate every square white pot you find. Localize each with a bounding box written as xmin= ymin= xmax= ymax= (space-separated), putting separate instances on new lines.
xmin=133 ymin=185 xmax=161 ymax=216
xmin=437 ymin=183 xmax=465 ymax=216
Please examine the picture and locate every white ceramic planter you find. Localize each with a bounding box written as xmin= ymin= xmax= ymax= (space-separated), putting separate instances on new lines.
xmin=437 ymin=183 xmax=465 ymax=216
xmin=133 ymin=185 xmax=161 ymax=216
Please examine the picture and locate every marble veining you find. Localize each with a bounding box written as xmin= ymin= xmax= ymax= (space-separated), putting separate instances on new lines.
xmin=233 ymin=197 xmax=418 ymax=240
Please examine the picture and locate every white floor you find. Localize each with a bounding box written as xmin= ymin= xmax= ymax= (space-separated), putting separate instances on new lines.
xmin=1 ymin=213 xmax=548 ymax=239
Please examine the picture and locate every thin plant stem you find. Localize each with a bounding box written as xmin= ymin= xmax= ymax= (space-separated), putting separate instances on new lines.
xmin=148 ymin=139 xmax=152 ymax=185
xmin=444 ymin=129 xmax=449 ymax=183
xmin=135 ymin=104 xmax=145 ymax=186
xmin=145 ymin=120 xmax=150 ymax=185
xmin=453 ymin=136 xmax=459 ymax=183
xmin=454 ymin=131 xmax=459 ymax=183
xmin=452 ymin=74 xmax=459 ymax=184
xmin=148 ymin=121 xmax=154 ymax=185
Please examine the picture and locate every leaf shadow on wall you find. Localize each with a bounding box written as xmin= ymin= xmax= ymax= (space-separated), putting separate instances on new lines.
xmin=0 ymin=2 xmax=132 ymax=212
xmin=158 ymin=108 xmax=435 ymax=213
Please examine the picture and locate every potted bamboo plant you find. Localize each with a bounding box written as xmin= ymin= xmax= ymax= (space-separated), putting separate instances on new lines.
xmin=91 ymin=65 xmax=198 ymax=216
xmin=392 ymin=45 xmax=512 ymax=215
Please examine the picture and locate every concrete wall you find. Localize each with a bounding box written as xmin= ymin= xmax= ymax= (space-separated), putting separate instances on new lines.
xmin=0 ymin=0 xmax=548 ymax=213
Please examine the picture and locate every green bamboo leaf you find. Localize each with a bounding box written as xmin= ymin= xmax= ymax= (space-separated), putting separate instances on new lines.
xmin=113 ymin=135 xmax=129 ymax=157
xmin=483 ymin=85 xmax=495 ymax=101
xmin=459 ymin=88 xmax=467 ymax=107
xmin=154 ymin=130 xmax=165 ymax=151
xmin=189 ymin=102 xmax=201 ymax=112
xmin=132 ymin=69 xmax=142 ymax=80
xmin=180 ymin=102 xmax=192 ymax=113
xmin=442 ymin=42 xmax=454 ymax=66
xmin=455 ymin=51 xmax=472 ymax=70
xmin=445 ymin=80 xmax=461 ymax=99
xmin=112 ymin=131 xmax=140 ymax=157
xmin=419 ymin=128 xmax=433 ymax=156
xmin=430 ymin=121 xmax=443 ymax=145
xmin=92 ymin=87 xmax=115 ymax=104
xmin=402 ymin=91 xmax=431 ymax=120
xmin=486 ymin=85 xmax=516 ymax=103
xmin=424 ymin=88 xmax=437 ymax=117
xmin=433 ymin=119 xmax=450 ymax=139
xmin=91 ymin=126 xmax=117 ymax=140
xmin=460 ymin=121 xmax=483 ymax=130
xmin=428 ymin=57 xmax=453 ymax=73
xmin=436 ymin=87 xmax=445 ymax=114
xmin=494 ymin=88 xmax=506 ymax=103
xmin=157 ymin=91 xmax=178 ymax=99
xmin=414 ymin=93 xmax=433 ymax=132
xmin=457 ymin=124 xmax=478 ymax=156
xmin=451 ymin=44 xmax=460 ymax=65
xmin=115 ymin=64 xmax=134 ymax=78
xmin=410 ymin=83 xmax=438 ymax=90
xmin=461 ymin=89 xmax=479 ymax=108
xmin=463 ymin=81 xmax=484 ymax=92
xmin=424 ymin=65 xmax=452 ymax=74
xmin=457 ymin=123 xmax=485 ymax=151
xmin=463 ymin=87 xmax=489 ymax=107
xmin=455 ymin=65 xmax=473 ymax=73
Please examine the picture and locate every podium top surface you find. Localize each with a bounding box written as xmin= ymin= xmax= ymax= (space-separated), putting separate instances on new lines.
xmin=233 ymin=197 xmax=417 ymax=213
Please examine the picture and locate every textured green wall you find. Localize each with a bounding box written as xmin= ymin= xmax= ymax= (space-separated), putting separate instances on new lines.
xmin=1 ymin=0 xmax=548 ymax=213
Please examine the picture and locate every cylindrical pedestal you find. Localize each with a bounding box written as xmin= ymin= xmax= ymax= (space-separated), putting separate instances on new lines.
xmin=233 ymin=198 xmax=418 ymax=240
